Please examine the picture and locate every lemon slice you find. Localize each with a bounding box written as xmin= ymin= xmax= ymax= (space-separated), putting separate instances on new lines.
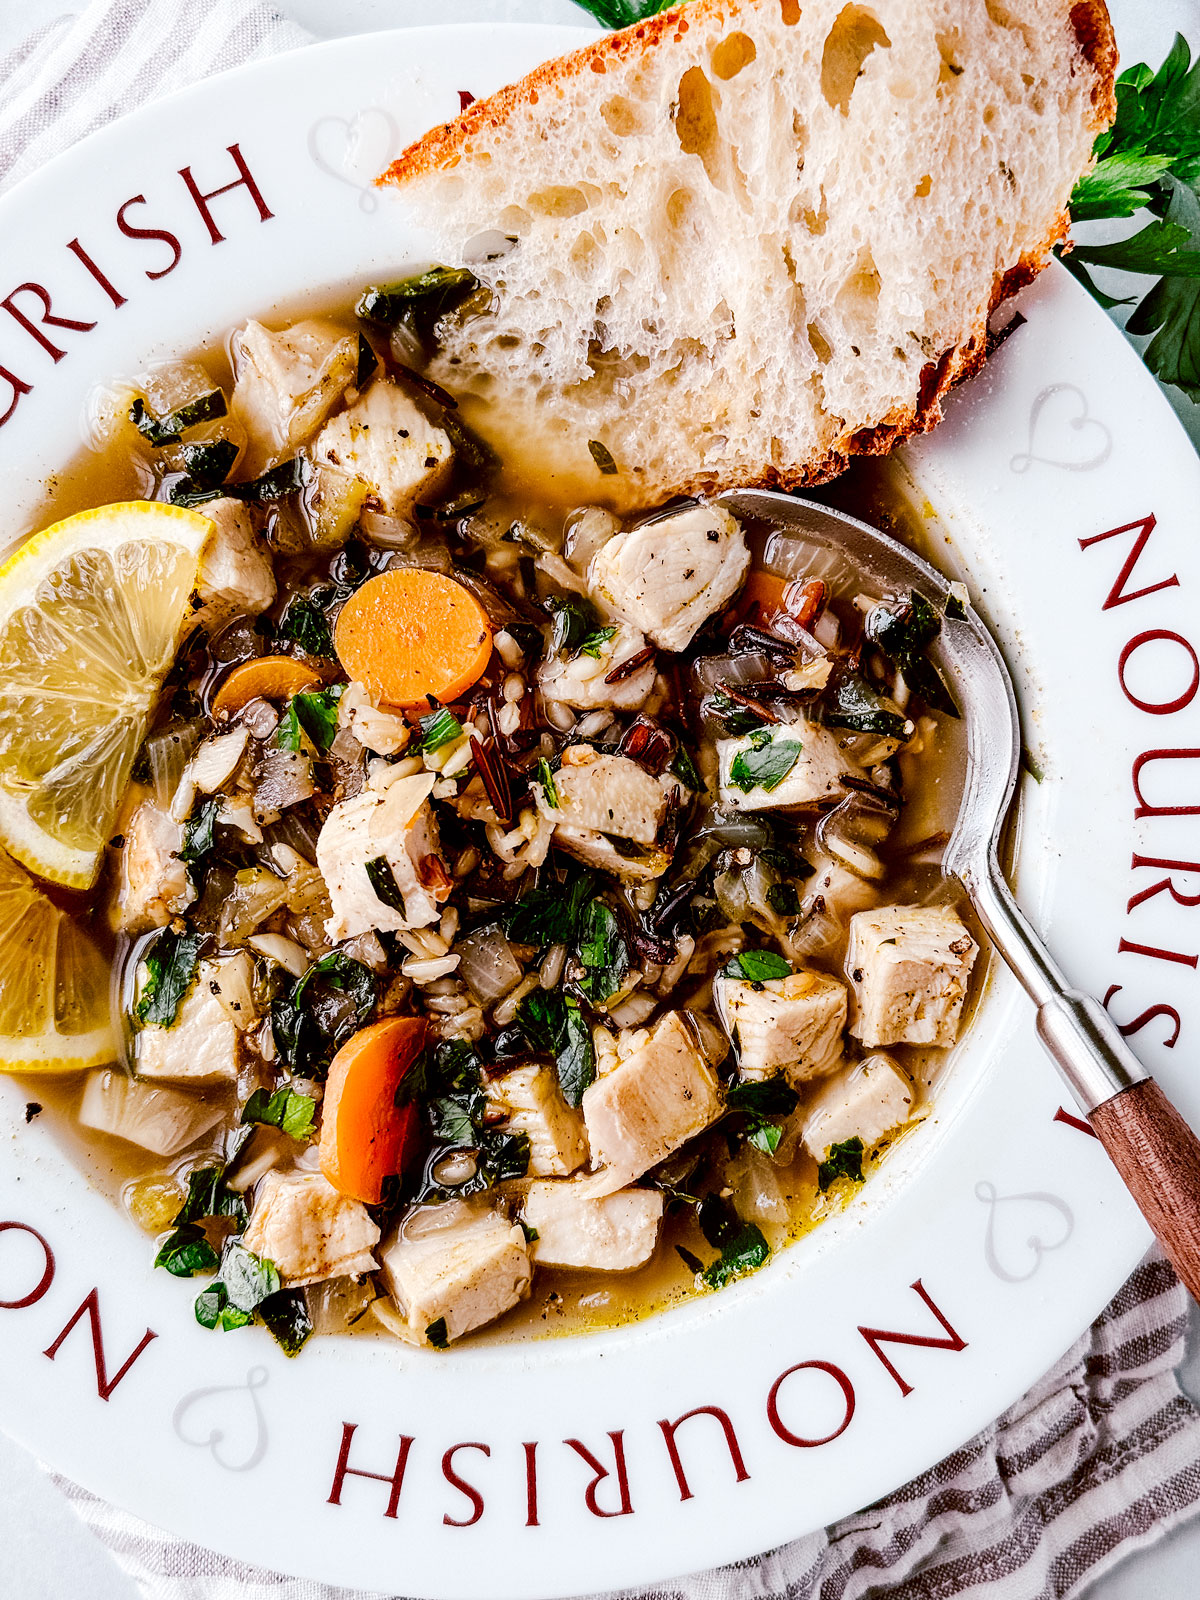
xmin=0 ymin=849 xmax=116 ymax=1072
xmin=0 ymin=502 xmax=213 ymax=888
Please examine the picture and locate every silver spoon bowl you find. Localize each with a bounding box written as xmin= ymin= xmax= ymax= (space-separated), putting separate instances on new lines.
xmin=718 ymin=488 xmax=1200 ymax=1297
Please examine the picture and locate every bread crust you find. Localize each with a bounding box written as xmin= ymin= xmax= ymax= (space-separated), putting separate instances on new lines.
xmin=378 ymin=0 xmax=1117 ymax=508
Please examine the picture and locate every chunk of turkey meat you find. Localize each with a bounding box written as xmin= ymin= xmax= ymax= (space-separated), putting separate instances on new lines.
xmin=588 ymin=504 xmax=749 ymax=651
xmin=242 ymin=1169 xmax=380 ymax=1286
xmin=484 ymin=1062 xmax=588 ymax=1178
xmin=136 ymin=964 xmax=240 ymax=1084
xmin=847 ymin=904 xmax=978 ymax=1048
xmin=191 ymin=498 xmax=276 ymax=637
xmin=539 ymin=622 xmax=656 ymax=711
xmin=715 ymin=967 xmax=846 ymax=1084
xmin=378 ymin=1203 xmax=531 ymax=1345
xmin=313 ymin=379 xmax=453 ymax=518
xmin=113 ymin=801 xmax=195 ymax=934
xmin=522 ymin=1174 xmax=663 ymax=1272
xmin=718 ymin=721 xmax=861 ymax=812
xmin=534 ymin=749 xmax=677 ymax=845
xmin=232 ymin=318 xmax=357 ymax=466
xmin=317 ymin=772 xmax=447 ymax=942
xmin=801 ymin=1053 xmax=915 ymax=1161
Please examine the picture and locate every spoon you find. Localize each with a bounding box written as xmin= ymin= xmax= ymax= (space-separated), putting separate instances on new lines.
xmin=718 ymin=488 xmax=1200 ymax=1299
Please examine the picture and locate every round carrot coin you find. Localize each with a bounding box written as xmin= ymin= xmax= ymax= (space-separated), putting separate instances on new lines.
xmin=319 ymin=1016 xmax=428 ymax=1204
xmin=334 ymin=569 xmax=493 ymax=707
xmin=210 ymin=655 xmax=322 ymax=718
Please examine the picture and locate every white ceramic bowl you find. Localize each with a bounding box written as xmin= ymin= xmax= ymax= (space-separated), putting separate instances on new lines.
xmin=0 ymin=24 xmax=1196 ymax=1598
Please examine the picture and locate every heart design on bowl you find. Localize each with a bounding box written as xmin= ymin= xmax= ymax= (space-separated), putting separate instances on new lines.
xmin=1010 ymin=383 xmax=1113 ymax=474
xmin=976 ymin=1179 xmax=1075 ymax=1283
xmin=172 ymin=1365 xmax=270 ymax=1473
xmin=307 ymin=109 xmax=401 ymax=211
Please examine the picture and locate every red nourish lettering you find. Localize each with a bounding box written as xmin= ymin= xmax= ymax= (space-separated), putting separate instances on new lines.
xmin=1079 ymin=515 xmax=1180 ymax=610
xmin=0 ymin=1220 xmax=55 ymax=1308
xmin=42 ymin=1288 xmax=156 ymax=1401
xmin=66 ymin=239 xmax=126 ymax=309
xmin=523 ymin=1440 xmax=539 ymax=1527
xmin=564 ymin=1432 xmax=633 ymax=1518
xmin=857 ymin=1279 xmax=967 ymax=1397
xmin=1102 ymin=982 xmax=1181 ymax=1049
xmin=1127 ymin=853 xmax=1200 ymax=913
xmin=116 ymin=195 xmax=183 ymax=281
xmin=766 ymin=1360 xmax=856 ymax=1447
xmin=179 ymin=143 xmax=274 ymax=246
xmin=656 ymin=1406 xmax=750 ymax=1501
xmin=1116 ymin=937 xmax=1198 ymax=970
xmin=327 ymin=1422 xmax=414 ymax=1518
xmin=1131 ymin=749 xmax=1200 ymax=819
xmin=0 ymin=361 xmax=33 ymax=427
xmin=1 ymin=282 xmax=96 ymax=362
xmin=1118 ymin=630 xmax=1199 ymax=716
xmin=441 ymin=1442 xmax=490 ymax=1527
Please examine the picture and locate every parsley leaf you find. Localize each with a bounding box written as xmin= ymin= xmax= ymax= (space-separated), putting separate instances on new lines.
xmin=364 ymin=855 xmax=407 ymax=912
xmin=179 ymin=798 xmax=220 ymax=874
xmin=519 ymin=990 xmax=595 ymax=1106
xmin=195 ymin=1242 xmax=281 ymax=1333
xmin=258 ymin=1288 xmax=313 ymax=1356
xmin=824 ymin=672 xmax=911 ymax=738
xmin=271 ymin=951 xmax=378 ymax=1077
xmin=544 ymin=593 xmax=600 ymax=655
xmin=695 ymin=1195 xmax=770 ymax=1290
xmin=725 ymin=1074 xmax=799 ymax=1156
xmin=670 ymin=746 xmax=702 ymax=791
xmin=865 ymin=592 xmax=959 ymax=718
xmin=818 ymin=1136 xmax=866 ymax=1192
xmin=728 ymin=727 xmax=803 ymax=793
xmin=135 ymin=929 xmax=203 ymax=1027
xmin=154 ymin=1223 xmax=219 ymax=1278
xmin=571 ymin=1 xmax=681 ymax=31
xmin=172 ymin=1164 xmax=249 ymax=1230
xmin=577 ymin=626 xmax=618 ymax=659
xmin=535 ymin=758 xmax=560 ymax=808
xmin=277 ymin=685 xmax=344 ymax=753
xmin=426 ymin=1316 xmax=449 ymax=1349
xmin=419 ymin=706 xmax=464 ymax=751
xmin=278 ymin=593 xmax=334 ymax=658
xmin=130 ymin=389 xmax=227 ymax=446
xmin=241 ymin=1085 xmax=318 ymax=1142
xmin=1126 ymin=176 xmax=1200 ymax=399
xmin=723 ymin=949 xmax=792 ymax=983
xmin=503 ymin=868 xmax=597 ymax=950
xmin=576 ymin=901 xmax=630 ymax=1003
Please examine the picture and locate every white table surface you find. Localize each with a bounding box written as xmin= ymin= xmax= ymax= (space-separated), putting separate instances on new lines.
xmin=2 ymin=0 xmax=1200 ymax=1595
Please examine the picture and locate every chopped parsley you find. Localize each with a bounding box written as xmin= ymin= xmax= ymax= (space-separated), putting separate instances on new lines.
xmin=576 ymin=901 xmax=630 ymax=1004
xmin=271 ymin=951 xmax=378 ymax=1077
xmin=277 ymin=685 xmax=344 ymax=752
xmin=278 ymin=593 xmax=335 ymax=658
xmin=728 ymin=727 xmax=803 ymax=793
xmin=725 ymin=1075 xmax=799 ymax=1156
xmin=258 ymin=1288 xmax=313 ymax=1356
xmin=818 ymin=1137 xmax=866 ymax=1192
xmin=426 ymin=1317 xmax=449 ymax=1350
xmin=502 ymin=867 xmax=596 ymax=952
xmin=865 ymin=592 xmax=959 ymax=718
xmin=241 ymin=1085 xmax=318 ymax=1142
xmin=195 ymin=1242 xmax=281 ymax=1333
xmin=519 ymin=991 xmax=595 ymax=1107
xmin=588 ymin=439 xmax=619 ymax=474
xmin=670 ymin=745 xmax=702 ymax=791
xmin=357 ymin=266 xmax=480 ymax=341
xmin=419 ymin=706 xmax=464 ymax=751
xmin=766 ymin=882 xmax=802 ymax=916
xmin=695 ymin=1195 xmax=770 ymax=1290
xmin=544 ymin=593 xmax=601 ymax=656
xmin=154 ymin=1224 xmax=219 ymax=1278
xmin=135 ymin=929 xmax=203 ymax=1027
xmin=723 ymin=949 xmax=792 ymax=983
xmin=402 ymin=1040 xmax=531 ymax=1198
xmin=824 ymin=672 xmax=911 ymax=738
xmin=577 ymin=626 xmax=618 ymax=659
xmin=130 ymin=389 xmax=227 ymax=446
xmin=179 ymin=798 xmax=220 ymax=873
xmin=364 ymin=855 xmax=406 ymax=913
xmin=535 ymin=757 xmax=560 ymax=809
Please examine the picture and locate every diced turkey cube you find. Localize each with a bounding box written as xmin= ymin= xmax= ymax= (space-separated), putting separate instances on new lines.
xmin=113 ymin=801 xmax=195 ymax=934
xmin=136 ymin=964 xmax=239 ymax=1084
xmin=378 ymin=1204 xmax=531 ymax=1346
xmin=715 ymin=967 xmax=846 ymax=1084
xmin=582 ymin=1011 xmax=723 ymax=1182
xmin=317 ymin=773 xmax=446 ymax=941
xmin=802 ymin=1053 xmax=916 ymax=1161
xmin=522 ymin=1174 xmax=663 ymax=1272
xmin=484 ymin=1063 xmax=588 ymax=1178
xmin=243 ymin=1170 xmax=380 ymax=1286
xmin=534 ymin=750 xmax=675 ymax=845
xmin=191 ymin=498 xmax=276 ymax=637
xmin=313 ymin=379 xmax=453 ymax=518
xmin=847 ymin=904 xmax=978 ymax=1048
xmin=539 ymin=623 xmax=656 ymax=711
xmin=78 ymin=1069 xmax=223 ymax=1157
xmin=232 ymin=318 xmax=357 ymax=462
xmin=588 ymin=504 xmax=750 ymax=652
xmin=551 ymin=824 xmax=672 ymax=883
xmin=717 ymin=721 xmax=859 ymax=812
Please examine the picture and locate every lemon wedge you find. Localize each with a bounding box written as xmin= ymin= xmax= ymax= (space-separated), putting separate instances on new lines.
xmin=0 ymin=502 xmax=213 ymax=889
xmin=0 ymin=849 xmax=116 ymax=1072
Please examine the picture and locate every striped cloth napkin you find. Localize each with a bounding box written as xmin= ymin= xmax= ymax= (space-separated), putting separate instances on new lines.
xmin=5 ymin=3 xmax=1200 ymax=1597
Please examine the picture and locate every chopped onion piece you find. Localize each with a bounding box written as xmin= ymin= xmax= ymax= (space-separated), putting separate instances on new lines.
xmin=456 ymin=924 xmax=524 ymax=1005
xmin=248 ymin=932 xmax=310 ymax=977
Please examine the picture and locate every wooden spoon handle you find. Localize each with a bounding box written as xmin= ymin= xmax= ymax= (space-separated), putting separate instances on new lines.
xmin=1090 ymin=1078 xmax=1200 ymax=1300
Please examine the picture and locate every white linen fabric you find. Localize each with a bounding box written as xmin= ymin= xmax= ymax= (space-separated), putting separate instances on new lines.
xmin=4 ymin=3 xmax=1200 ymax=1597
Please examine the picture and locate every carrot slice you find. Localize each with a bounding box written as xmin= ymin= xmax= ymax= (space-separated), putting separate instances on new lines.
xmin=319 ymin=1016 xmax=428 ymax=1204
xmin=334 ymin=569 xmax=492 ymax=707
xmin=210 ymin=655 xmax=323 ymax=718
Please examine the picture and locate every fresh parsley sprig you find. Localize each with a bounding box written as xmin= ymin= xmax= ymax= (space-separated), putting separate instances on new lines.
xmin=1063 ymin=35 xmax=1200 ymax=398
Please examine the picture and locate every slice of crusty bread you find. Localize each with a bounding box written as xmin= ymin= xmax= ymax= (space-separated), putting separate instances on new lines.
xmin=381 ymin=0 xmax=1116 ymax=510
